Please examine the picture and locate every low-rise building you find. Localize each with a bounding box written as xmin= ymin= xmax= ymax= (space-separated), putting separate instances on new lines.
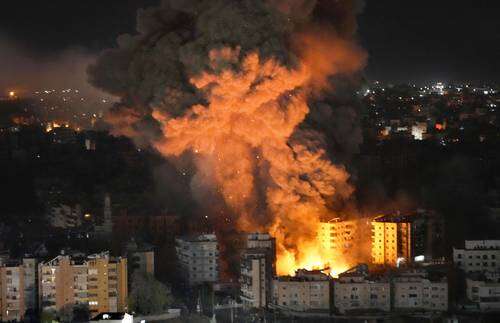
xmin=466 ymin=272 xmax=500 ymax=311
xmin=175 ymin=234 xmax=219 ymax=286
xmin=393 ymin=270 xmax=448 ymax=312
xmin=38 ymin=251 xmax=127 ymax=318
xmin=333 ymin=264 xmax=390 ymax=314
xmin=453 ymin=240 xmax=500 ymax=273
xmin=272 ymin=269 xmax=330 ymax=312
xmin=0 ymin=257 xmax=37 ymax=321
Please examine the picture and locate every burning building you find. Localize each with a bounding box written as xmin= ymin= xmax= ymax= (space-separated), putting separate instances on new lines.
xmin=371 ymin=215 xmax=412 ymax=267
xmin=88 ymin=0 xmax=367 ymax=277
xmin=372 ymin=211 xmax=445 ymax=267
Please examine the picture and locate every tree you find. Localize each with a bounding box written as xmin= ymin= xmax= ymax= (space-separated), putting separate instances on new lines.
xmin=57 ymin=304 xmax=74 ymax=323
xmin=128 ymin=272 xmax=173 ymax=315
xmin=41 ymin=310 xmax=57 ymax=323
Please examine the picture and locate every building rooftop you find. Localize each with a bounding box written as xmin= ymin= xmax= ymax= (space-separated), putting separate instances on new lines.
xmin=276 ymin=269 xmax=330 ymax=282
xmin=463 ymin=240 xmax=500 ymax=250
xmin=373 ymin=213 xmax=417 ymax=223
xmin=176 ymin=233 xmax=217 ymax=243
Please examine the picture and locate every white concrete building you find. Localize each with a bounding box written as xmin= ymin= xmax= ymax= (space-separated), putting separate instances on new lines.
xmin=453 ymin=240 xmax=500 ymax=273
xmin=272 ymin=269 xmax=330 ymax=312
xmin=333 ymin=265 xmax=390 ymax=314
xmin=466 ymin=273 xmax=500 ymax=311
xmin=240 ymin=233 xmax=276 ymax=309
xmin=393 ymin=271 xmax=448 ymax=311
xmin=176 ymin=234 xmax=219 ymax=286
xmin=240 ymin=249 xmax=271 ymax=309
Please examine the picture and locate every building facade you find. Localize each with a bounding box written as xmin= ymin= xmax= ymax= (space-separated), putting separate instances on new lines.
xmin=372 ymin=215 xmax=412 ymax=266
xmin=453 ymin=240 xmax=500 ymax=273
xmin=0 ymin=258 xmax=37 ymax=321
xmin=318 ymin=218 xmax=357 ymax=258
xmin=240 ymin=233 xmax=276 ymax=309
xmin=393 ymin=271 xmax=448 ymax=311
xmin=466 ymin=273 xmax=500 ymax=311
xmin=175 ymin=234 xmax=219 ymax=286
xmin=38 ymin=252 xmax=127 ymax=317
xmin=372 ymin=211 xmax=445 ymax=266
xmin=272 ymin=269 xmax=330 ymax=312
xmin=333 ymin=265 xmax=390 ymax=314
xmin=125 ymin=239 xmax=155 ymax=276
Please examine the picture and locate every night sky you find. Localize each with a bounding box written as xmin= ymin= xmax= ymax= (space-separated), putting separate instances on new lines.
xmin=0 ymin=0 xmax=499 ymax=87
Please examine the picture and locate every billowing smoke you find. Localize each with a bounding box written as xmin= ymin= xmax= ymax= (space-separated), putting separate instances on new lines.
xmin=0 ymin=35 xmax=112 ymax=101
xmin=89 ymin=0 xmax=366 ymax=275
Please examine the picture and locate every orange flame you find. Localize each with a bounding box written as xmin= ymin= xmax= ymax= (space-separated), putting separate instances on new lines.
xmin=152 ymin=43 xmax=365 ymax=276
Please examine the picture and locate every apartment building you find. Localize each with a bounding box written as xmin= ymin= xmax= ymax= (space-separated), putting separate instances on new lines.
xmin=38 ymin=251 xmax=127 ymax=317
xmin=393 ymin=270 xmax=448 ymax=311
xmin=0 ymin=258 xmax=37 ymax=321
xmin=372 ymin=215 xmax=412 ymax=266
xmin=372 ymin=211 xmax=446 ymax=266
xmin=318 ymin=218 xmax=357 ymax=258
xmin=333 ymin=265 xmax=390 ymax=313
xmin=272 ymin=269 xmax=330 ymax=312
xmin=240 ymin=233 xmax=276 ymax=309
xmin=453 ymin=240 xmax=500 ymax=273
xmin=466 ymin=272 xmax=500 ymax=311
xmin=176 ymin=234 xmax=219 ymax=286
xmin=126 ymin=239 xmax=155 ymax=275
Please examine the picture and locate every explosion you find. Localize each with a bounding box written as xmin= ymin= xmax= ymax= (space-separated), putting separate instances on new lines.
xmin=89 ymin=0 xmax=366 ymax=276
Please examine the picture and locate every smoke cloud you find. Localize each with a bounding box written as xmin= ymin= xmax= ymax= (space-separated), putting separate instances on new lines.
xmin=0 ymin=35 xmax=112 ymax=100
xmin=89 ymin=0 xmax=367 ymax=275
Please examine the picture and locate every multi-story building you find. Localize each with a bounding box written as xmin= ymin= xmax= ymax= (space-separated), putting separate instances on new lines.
xmin=38 ymin=251 xmax=127 ymax=317
xmin=466 ymin=272 xmax=500 ymax=311
xmin=240 ymin=233 xmax=276 ymax=309
xmin=372 ymin=215 xmax=412 ymax=266
xmin=94 ymin=194 xmax=113 ymax=237
xmin=372 ymin=211 xmax=445 ymax=266
xmin=272 ymin=269 xmax=330 ymax=312
xmin=176 ymin=234 xmax=219 ymax=286
xmin=0 ymin=258 xmax=37 ymax=321
xmin=318 ymin=218 xmax=357 ymax=258
xmin=126 ymin=239 xmax=155 ymax=275
xmin=333 ymin=264 xmax=390 ymax=314
xmin=393 ymin=270 xmax=448 ymax=311
xmin=453 ymin=240 xmax=500 ymax=273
